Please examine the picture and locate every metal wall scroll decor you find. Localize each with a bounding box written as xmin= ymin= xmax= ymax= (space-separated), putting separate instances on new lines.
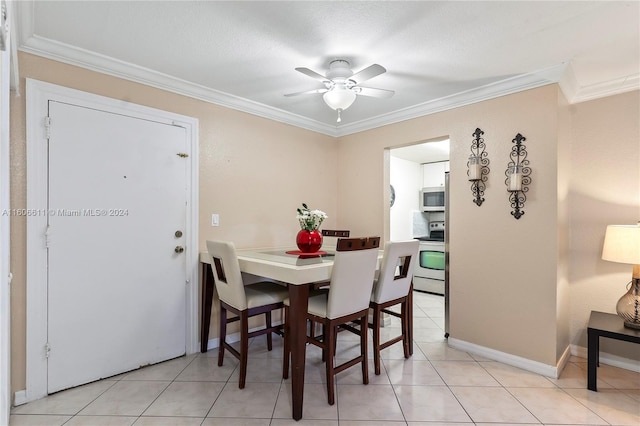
xmin=504 ymin=133 xmax=531 ymax=219
xmin=467 ymin=128 xmax=490 ymax=206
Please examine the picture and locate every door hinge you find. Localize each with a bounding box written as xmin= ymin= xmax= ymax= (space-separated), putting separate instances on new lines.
xmin=44 ymin=116 xmax=51 ymax=139
xmin=45 ymin=225 xmax=51 ymax=248
xmin=45 ymin=342 xmax=51 ymax=359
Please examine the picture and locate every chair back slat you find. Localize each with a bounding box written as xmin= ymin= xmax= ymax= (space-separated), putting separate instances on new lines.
xmin=206 ymin=240 xmax=248 ymax=310
xmin=321 ymin=229 xmax=350 ymax=237
xmin=394 ymin=255 xmax=412 ymax=280
xmin=321 ymin=229 xmax=350 ymax=251
xmin=371 ymin=240 xmax=419 ymax=304
xmin=336 ymin=236 xmax=380 ymax=251
xmin=212 ymin=257 xmax=227 ymax=283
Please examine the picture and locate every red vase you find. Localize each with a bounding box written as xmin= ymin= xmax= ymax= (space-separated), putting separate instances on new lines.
xmin=296 ymin=229 xmax=323 ymax=253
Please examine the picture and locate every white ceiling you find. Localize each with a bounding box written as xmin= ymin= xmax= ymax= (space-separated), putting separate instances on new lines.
xmin=14 ymin=1 xmax=640 ymax=137
xmin=391 ymin=139 xmax=450 ymax=164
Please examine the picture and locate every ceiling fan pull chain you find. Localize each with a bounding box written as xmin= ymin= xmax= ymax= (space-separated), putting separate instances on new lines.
xmin=336 ymin=108 xmax=343 ymax=123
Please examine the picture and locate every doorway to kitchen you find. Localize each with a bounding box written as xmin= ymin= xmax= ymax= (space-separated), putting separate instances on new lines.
xmin=388 ymin=138 xmax=449 ymax=336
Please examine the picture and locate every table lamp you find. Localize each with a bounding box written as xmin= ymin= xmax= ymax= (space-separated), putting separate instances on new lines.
xmin=601 ymin=223 xmax=640 ymax=329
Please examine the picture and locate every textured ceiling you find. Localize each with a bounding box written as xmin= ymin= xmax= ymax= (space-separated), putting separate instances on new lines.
xmin=14 ymin=1 xmax=640 ymax=136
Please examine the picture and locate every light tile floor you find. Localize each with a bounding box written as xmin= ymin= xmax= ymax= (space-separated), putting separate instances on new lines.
xmin=10 ymin=292 xmax=640 ymax=425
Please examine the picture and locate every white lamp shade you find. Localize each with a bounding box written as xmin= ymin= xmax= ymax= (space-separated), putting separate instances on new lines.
xmin=323 ymin=88 xmax=356 ymax=111
xmin=602 ymin=224 xmax=640 ymax=265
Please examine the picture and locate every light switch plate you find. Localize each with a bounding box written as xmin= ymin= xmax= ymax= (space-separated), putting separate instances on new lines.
xmin=211 ymin=213 xmax=219 ymax=227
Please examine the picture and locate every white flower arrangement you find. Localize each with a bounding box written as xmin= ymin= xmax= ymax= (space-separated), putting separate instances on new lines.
xmin=296 ymin=203 xmax=327 ymax=231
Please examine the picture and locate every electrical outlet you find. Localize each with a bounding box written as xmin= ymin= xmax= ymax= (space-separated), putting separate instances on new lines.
xmin=211 ymin=213 xmax=219 ymax=227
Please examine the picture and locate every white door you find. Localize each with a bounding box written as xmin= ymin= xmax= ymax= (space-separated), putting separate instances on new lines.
xmin=47 ymin=101 xmax=188 ymax=393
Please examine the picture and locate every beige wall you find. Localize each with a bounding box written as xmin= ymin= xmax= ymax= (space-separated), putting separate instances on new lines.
xmin=567 ymin=90 xmax=640 ymax=359
xmin=335 ymin=88 xmax=640 ymax=366
xmin=9 ymin=52 xmax=640 ymax=395
xmin=338 ymin=86 xmax=564 ymax=365
xmin=556 ymin=90 xmax=572 ymax=361
xmin=10 ymin=53 xmax=337 ymax=393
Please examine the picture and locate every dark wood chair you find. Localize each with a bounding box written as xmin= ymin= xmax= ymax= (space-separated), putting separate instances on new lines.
xmin=283 ymin=236 xmax=380 ymax=405
xmin=206 ymin=240 xmax=288 ymax=389
xmin=368 ymin=240 xmax=419 ymax=375
xmin=321 ymin=229 xmax=350 ymax=251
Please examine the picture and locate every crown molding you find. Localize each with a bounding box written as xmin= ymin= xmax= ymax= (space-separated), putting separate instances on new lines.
xmin=558 ymin=61 xmax=639 ymax=104
xmin=17 ymin=33 xmax=568 ymax=138
xmin=337 ymin=64 xmax=568 ymax=137
xmin=18 ymin=34 xmax=340 ymax=136
xmin=567 ymin=74 xmax=639 ymax=104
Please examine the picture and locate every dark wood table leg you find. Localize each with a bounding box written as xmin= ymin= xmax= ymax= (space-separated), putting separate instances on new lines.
xmin=288 ymin=283 xmax=310 ymax=420
xmin=587 ymin=328 xmax=599 ymax=391
xmin=408 ymin=282 xmax=414 ymax=355
xmin=200 ymin=262 xmax=215 ymax=353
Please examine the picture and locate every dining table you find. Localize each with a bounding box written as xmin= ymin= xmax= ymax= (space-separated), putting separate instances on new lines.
xmin=199 ymin=246 xmax=413 ymax=421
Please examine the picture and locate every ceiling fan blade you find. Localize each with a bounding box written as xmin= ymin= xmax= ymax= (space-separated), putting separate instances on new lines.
xmin=350 ymin=64 xmax=386 ymax=84
xmin=284 ymin=88 xmax=328 ymax=97
xmin=356 ymin=86 xmax=395 ymax=98
xmin=295 ymin=67 xmax=330 ymax=83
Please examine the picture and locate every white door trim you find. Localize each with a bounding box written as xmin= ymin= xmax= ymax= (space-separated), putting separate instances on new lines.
xmin=23 ymin=78 xmax=199 ymax=403
xmin=0 ymin=0 xmax=15 ymax=420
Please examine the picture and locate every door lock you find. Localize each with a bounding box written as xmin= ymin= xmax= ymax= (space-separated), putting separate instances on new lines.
xmin=174 ymin=246 xmax=185 ymax=253
xmin=175 ymin=230 xmax=183 ymax=238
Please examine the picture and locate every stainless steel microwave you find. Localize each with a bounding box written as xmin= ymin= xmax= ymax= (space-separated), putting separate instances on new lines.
xmin=420 ymin=187 xmax=446 ymax=211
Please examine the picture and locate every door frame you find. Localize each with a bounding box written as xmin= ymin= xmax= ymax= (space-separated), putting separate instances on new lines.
xmin=0 ymin=0 xmax=15 ymax=420
xmin=23 ymin=79 xmax=199 ymax=403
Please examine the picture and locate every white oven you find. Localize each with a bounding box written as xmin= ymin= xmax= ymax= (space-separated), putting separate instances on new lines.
xmin=413 ymin=240 xmax=445 ymax=294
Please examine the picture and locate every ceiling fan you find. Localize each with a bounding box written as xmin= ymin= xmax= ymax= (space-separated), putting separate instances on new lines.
xmin=285 ymin=59 xmax=394 ymax=122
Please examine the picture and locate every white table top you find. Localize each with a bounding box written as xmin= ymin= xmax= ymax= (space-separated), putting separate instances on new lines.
xmin=200 ymin=247 xmax=383 ymax=285
xmin=199 ymin=248 xmax=336 ymax=285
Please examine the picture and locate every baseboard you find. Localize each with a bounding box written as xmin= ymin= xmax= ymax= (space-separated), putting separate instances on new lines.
xmin=557 ymin=344 xmax=572 ymax=376
xmin=13 ymin=390 xmax=27 ymax=406
xmin=571 ymin=344 xmax=640 ymax=373
xmin=448 ymin=338 xmax=569 ymax=378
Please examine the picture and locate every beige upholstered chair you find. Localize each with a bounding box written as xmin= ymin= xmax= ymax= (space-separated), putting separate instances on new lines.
xmin=308 ymin=230 xmax=351 ymax=331
xmin=206 ymin=240 xmax=288 ymax=389
xmin=369 ymin=240 xmax=419 ymax=375
xmin=283 ymin=236 xmax=380 ymax=405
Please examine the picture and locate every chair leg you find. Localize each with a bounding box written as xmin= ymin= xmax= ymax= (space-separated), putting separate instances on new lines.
xmin=309 ymin=319 xmax=315 ymax=339
xmin=360 ymin=314 xmax=369 ymax=385
xmin=239 ymin=311 xmax=249 ymax=389
xmin=372 ymin=304 xmax=382 ymax=375
xmin=218 ymin=306 xmax=227 ymax=367
xmin=321 ymin=323 xmax=327 ymax=362
xmin=401 ymin=299 xmax=410 ymax=359
xmin=325 ymin=322 xmax=336 ymax=405
xmin=282 ymin=306 xmax=290 ymax=380
xmin=265 ymin=311 xmax=273 ymax=351
xmin=408 ymin=285 xmax=414 ymax=356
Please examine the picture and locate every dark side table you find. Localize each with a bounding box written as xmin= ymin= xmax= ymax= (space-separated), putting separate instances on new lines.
xmin=587 ymin=311 xmax=640 ymax=391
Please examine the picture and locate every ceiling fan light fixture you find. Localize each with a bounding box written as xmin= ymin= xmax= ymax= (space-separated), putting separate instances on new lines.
xmin=322 ymin=88 xmax=356 ymax=111
xmin=289 ymin=59 xmax=392 ymax=123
